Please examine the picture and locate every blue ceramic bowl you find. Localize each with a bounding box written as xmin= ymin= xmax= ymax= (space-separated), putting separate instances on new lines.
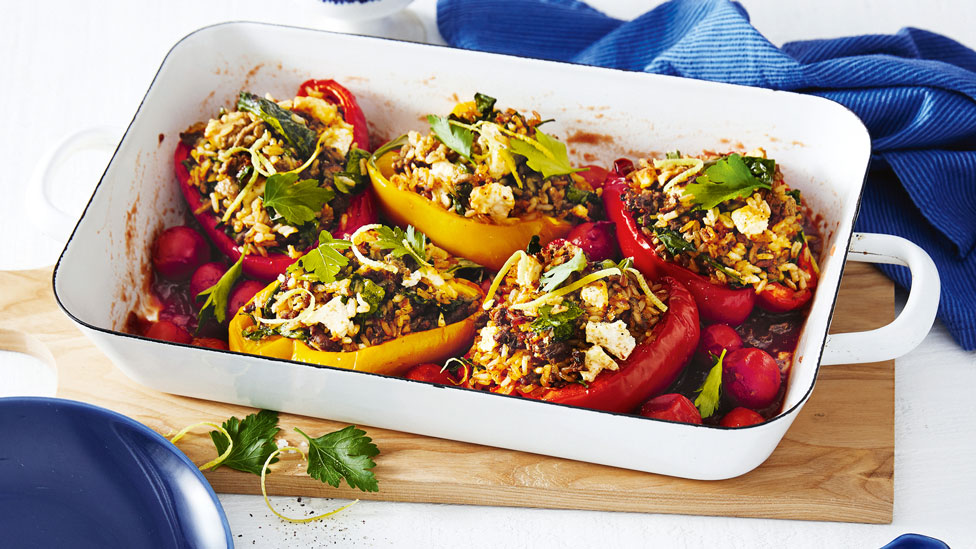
xmin=0 ymin=397 xmax=232 ymax=548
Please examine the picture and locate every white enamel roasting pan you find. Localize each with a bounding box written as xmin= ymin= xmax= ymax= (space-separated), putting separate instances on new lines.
xmin=48 ymin=22 xmax=940 ymax=480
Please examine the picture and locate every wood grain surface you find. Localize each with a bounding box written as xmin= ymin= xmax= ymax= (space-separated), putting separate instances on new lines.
xmin=0 ymin=263 xmax=894 ymax=523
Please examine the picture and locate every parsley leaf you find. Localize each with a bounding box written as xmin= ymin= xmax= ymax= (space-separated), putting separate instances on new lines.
xmin=427 ymin=114 xmax=473 ymax=162
xmin=295 ymin=425 xmax=380 ymax=492
xmin=333 ymin=148 xmax=371 ymax=194
xmin=741 ymin=156 xmax=776 ymax=186
xmin=197 ymin=255 xmax=243 ymax=327
xmin=786 ymin=188 xmax=801 ymax=203
xmin=530 ymin=301 xmax=584 ymax=341
xmin=289 ymin=230 xmax=352 ymax=283
xmin=694 ymin=349 xmax=725 ymax=419
xmin=373 ymin=225 xmax=430 ymax=267
xmin=508 ymin=131 xmax=584 ymax=179
xmin=263 ymin=172 xmax=335 ymax=226
xmin=237 ymin=92 xmax=316 ymax=159
xmin=539 ymin=249 xmax=587 ymax=293
xmin=684 ymin=153 xmax=772 ymax=210
xmin=209 ymin=409 xmax=281 ymax=475
xmin=474 ymin=92 xmax=497 ymax=120
xmin=525 ymin=235 xmax=542 ymax=255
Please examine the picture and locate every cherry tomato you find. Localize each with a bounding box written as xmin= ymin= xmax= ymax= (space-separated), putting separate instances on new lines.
xmin=145 ymin=320 xmax=192 ymax=344
xmin=720 ymin=407 xmax=765 ymax=428
xmin=189 ymin=262 xmax=227 ymax=304
xmin=191 ymin=337 xmax=229 ymax=350
xmin=723 ymin=348 xmax=782 ymax=409
xmin=567 ymin=221 xmax=619 ymax=262
xmin=699 ymin=324 xmax=743 ymax=359
xmin=405 ymin=363 xmax=454 ymax=385
xmin=227 ymin=280 xmax=265 ymax=320
xmin=152 ymin=226 xmax=210 ymax=280
xmin=639 ymin=393 xmax=702 ymax=425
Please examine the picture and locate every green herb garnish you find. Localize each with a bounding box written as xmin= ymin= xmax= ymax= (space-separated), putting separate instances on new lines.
xmin=694 ymin=349 xmax=726 ymax=419
xmin=373 ymin=225 xmax=430 ymax=267
xmin=786 ymin=188 xmax=801 ymax=203
xmin=666 ymin=150 xmax=682 ymax=160
xmin=237 ymin=92 xmax=316 ymax=159
xmin=196 ymin=255 xmax=244 ymax=327
xmin=530 ymin=301 xmax=584 ymax=341
xmin=447 ymin=258 xmax=484 ymax=274
xmin=295 ymin=426 xmax=380 ymax=492
xmin=539 ymin=249 xmax=587 ymax=293
xmin=564 ymin=184 xmax=599 ymax=205
xmin=427 ymin=114 xmax=473 ymax=162
xmin=450 ymin=181 xmax=473 ymax=214
xmin=356 ymin=278 xmax=385 ymax=318
xmin=334 ymin=148 xmax=371 ymax=194
xmin=684 ymin=153 xmax=773 ymax=210
xmin=508 ymin=130 xmax=583 ymax=179
xmin=525 ymin=235 xmax=542 ymax=255
xmin=654 ymin=228 xmax=697 ymax=256
xmin=289 ymin=230 xmax=352 ymax=283
xmin=263 ymin=172 xmax=334 ymax=226
xmin=474 ymin=92 xmax=497 ymax=120
xmin=209 ymin=409 xmax=282 ymax=475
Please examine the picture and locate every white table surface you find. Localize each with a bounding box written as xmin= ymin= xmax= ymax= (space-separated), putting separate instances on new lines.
xmin=3 ymin=1 xmax=975 ymax=547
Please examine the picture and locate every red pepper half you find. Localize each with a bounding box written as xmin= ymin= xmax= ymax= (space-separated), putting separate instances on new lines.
xmin=602 ymin=166 xmax=756 ymax=326
xmin=174 ymin=80 xmax=377 ymax=281
xmin=525 ymin=276 xmax=700 ymax=414
xmin=755 ymin=242 xmax=818 ymax=312
xmin=297 ymin=79 xmax=370 ymax=151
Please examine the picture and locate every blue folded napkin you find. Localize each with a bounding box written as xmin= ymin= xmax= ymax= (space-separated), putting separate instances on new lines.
xmin=438 ymin=0 xmax=976 ymax=350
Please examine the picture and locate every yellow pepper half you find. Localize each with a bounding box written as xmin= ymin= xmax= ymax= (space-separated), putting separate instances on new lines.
xmin=229 ymin=280 xmax=483 ymax=377
xmin=367 ymin=148 xmax=573 ymax=271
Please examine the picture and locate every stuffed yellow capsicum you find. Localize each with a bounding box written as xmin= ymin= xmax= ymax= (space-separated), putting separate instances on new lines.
xmin=366 ymin=93 xmax=601 ymax=270
xmin=228 ymin=224 xmax=483 ymax=376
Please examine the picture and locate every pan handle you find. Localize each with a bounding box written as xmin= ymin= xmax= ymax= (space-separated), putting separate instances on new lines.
xmin=26 ymin=126 xmax=121 ymax=244
xmin=820 ymin=232 xmax=940 ymax=365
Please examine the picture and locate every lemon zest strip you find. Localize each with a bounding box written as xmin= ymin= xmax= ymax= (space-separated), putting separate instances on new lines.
xmin=260 ymin=446 xmax=359 ymax=523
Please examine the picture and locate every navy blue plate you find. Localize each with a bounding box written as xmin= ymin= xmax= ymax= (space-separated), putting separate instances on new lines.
xmin=0 ymin=397 xmax=232 ymax=548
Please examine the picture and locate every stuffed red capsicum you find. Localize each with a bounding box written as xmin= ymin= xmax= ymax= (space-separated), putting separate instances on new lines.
xmin=461 ymin=239 xmax=699 ymax=414
xmin=176 ymin=79 xmax=376 ymax=281
xmin=366 ymin=93 xmax=601 ymax=271
xmin=603 ymin=150 xmax=818 ymax=325
xmin=228 ymin=224 xmax=484 ymax=376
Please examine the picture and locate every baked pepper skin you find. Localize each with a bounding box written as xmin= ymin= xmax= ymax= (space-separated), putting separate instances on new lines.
xmin=602 ymin=164 xmax=756 ymax=326
xmin=296 ymin=79 xmax=369 ymax=151
xmin=755 ymin=242 xmax=818 ymax=312
xmin=174 ymin=80 xmax=376 ymax=281
xmin=522 ymin=276 xmax=700 ymax=414
xmin=366 ymin=149 xmax=573 ymax=271
xmin=228 ymin=280 xmax=483 ymax=377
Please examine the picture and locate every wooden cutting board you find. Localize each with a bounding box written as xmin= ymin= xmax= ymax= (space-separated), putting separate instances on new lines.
xmin=0 ymin=263 xmax=893 ymax=524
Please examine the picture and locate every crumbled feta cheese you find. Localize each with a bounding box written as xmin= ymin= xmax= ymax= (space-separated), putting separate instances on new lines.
xmin=582 ymin=345 xmax=619 ymax=383
xmin=580 ymin=281 xmax=608 ymax=310
xmin=430 ymin=160 xmax=464 ymax=186
xmin=731 ymin=203 xmax=770 ymax=236
xmin=476 ymin=124 xmax=511 ymax=179
xmin=469 ymin=182 xmax=515 ymax=222
xmin=305 ymin=296 xmax=357 ymax=338
xmin=477 ymin=325 xmax=499 ymax=353
xmin=516 ymin=254 xmax=542 ymax=287
xmin=585 ymin=320 xmax=637 ymax=360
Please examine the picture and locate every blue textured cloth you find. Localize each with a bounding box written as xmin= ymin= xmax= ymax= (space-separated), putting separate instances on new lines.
xmin=438 ymin=0 xmax=976 ymax=350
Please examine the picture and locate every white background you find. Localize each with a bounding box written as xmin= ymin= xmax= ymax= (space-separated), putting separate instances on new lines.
xmin=2 ymin=1 xmax=975 ymax=547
